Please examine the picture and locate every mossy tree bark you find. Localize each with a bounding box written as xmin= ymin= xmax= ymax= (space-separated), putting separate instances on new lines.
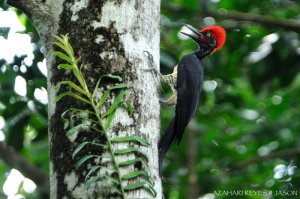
xmin=7 ymin=0 xmax=162 ymax=198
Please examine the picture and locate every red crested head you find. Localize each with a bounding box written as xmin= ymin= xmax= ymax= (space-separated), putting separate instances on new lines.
xmin=181 ymin=24 xmax=226 ymax=57
xmin=199 ymin=26 xmax=226 ymax=52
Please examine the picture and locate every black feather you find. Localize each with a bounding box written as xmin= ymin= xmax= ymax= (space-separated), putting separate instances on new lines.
xmin=158 ymin=54 xmax=204 ymax=175
xmin=158 ymin=118 xmax=175 ymax=176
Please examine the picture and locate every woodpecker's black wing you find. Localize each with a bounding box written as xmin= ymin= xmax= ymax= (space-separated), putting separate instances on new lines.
xmin=174 ymin=53 xmax=203 ymax=144
xmin=158 ymin=54 xmax=203 ymax=175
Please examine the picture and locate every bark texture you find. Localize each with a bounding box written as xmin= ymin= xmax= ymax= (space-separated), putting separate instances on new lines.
xmin=8 ymin=0 xmax=162 ymax=198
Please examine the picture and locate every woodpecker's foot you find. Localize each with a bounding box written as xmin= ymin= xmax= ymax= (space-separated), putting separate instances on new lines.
xmin=159 ymin=98 xmax=176 ymax=106
xmin=159 ymin=92 xmax=177 ymax=106
xmin=143 ymin=67 xmax=161 ymax=77
xmin=143 ymin=51 xmax=154 ymax=64
xmin=143 ymin=51 xmax=162 ymax=77
xmin=159 ymin=99 xmax=170 ymax=105
xmin=159 ymin=98 xmax=168 ymax=105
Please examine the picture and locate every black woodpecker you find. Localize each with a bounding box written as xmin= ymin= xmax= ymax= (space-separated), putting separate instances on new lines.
xmin=156 ymin=25 xmax=226 ymax=176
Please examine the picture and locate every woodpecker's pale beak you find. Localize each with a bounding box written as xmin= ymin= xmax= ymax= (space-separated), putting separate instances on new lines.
xmin=180 ymin=24 xmax=204 ymax=43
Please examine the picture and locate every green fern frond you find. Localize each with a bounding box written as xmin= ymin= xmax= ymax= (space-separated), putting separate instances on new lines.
xmin=72 ymin=141 xmax=106 ymax=159
xmin=53 ymin=34 xmax=156 ymax=198
xmin=111 ymin=135 xmax=150 ymax=146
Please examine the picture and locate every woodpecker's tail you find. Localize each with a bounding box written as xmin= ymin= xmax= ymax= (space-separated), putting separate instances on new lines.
xmin=158 ymin=118 xmax=176 ymax=176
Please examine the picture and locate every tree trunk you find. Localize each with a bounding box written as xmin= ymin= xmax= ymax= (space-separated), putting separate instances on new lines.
xmin=8 ymin=0 xmax=162 ymax=198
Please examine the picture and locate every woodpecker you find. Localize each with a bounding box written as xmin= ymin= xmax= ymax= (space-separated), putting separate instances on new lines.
xmin=156 ymin=24 xmax=226 ymax=176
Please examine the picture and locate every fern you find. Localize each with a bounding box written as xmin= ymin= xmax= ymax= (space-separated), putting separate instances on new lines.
xmin=53 ymin=34 xmax=156 ymax=198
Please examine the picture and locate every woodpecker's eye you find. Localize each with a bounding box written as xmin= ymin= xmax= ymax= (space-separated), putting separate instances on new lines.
xmin=206 ymin=32 xmax=211 ymax=37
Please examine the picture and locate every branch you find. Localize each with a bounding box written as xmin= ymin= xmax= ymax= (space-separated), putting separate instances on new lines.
xmin=210 ymin=10 xmax=300 ymax=32
xmin=0 ymin=141 xmax=49 ymax=194
xmin=163 ymin=3 xmax=300 ymax=32
xmin=7 ymin=0 xmax=51 ymax=22
xmin=233 ymin=147 xmax=300 ymax=170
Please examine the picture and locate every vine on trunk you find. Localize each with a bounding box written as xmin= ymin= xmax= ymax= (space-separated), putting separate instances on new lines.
xmin=53 ymin=35 xmax=156 ymax=198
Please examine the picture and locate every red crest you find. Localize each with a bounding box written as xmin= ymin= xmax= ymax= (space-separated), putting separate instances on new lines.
xmin=200 ymin=26 xmax=226 ymax=52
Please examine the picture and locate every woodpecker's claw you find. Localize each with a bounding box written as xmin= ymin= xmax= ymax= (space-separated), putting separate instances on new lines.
xmin=159 ymin=93 xmax=177 ymax=106
xmin=143 ymin=51 xmax=162 ymax=77
xmin=143 ymin=67 xmax=161 ymax=77
xmin=159 ymin=99 xmax=170 ymax=105
xmin=143 ymin=51 xmax=154 ymax=66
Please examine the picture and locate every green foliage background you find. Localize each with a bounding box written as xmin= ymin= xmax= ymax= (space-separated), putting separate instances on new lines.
xmin=1 ymin=0 xmax=300 ymax=198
